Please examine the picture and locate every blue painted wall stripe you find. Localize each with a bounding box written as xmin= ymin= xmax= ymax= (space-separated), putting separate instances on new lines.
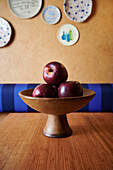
xmin=0 ymin=84 xmax=3 ymax=112
xmin=112 ymin=84 xmax=113 ymax=112
xmin=0 ymin=84 xmax=112 ymax=112
xmin=88 ymin=84 xmax=101 ymax=112
xmin=2 ymin=84 xmax=15 ymax=112
xmin=100 ymin=84 xmax=112 ymax=112
xmin=14 ymin=84 xmax=28 ymax=112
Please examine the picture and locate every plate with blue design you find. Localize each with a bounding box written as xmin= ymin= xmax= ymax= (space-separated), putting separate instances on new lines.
xmin=42 ymin=5 xmax=61 ymax=24
xmin=64 ymin=0 xmax=92 ymax=22
xmin=0 ymin=17 xmax=12 ymax=47
xmin=57 ymin=24 xmax=79 ymax=46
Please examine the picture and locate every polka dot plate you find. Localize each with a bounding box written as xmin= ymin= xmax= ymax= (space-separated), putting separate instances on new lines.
xmin=64 ymin=0 xmax=93 ymax=22
xmin=8 ymin=0 xmax=42 ymax=19
xmin=42 ymin=6 xmax=61 ymax=24
xmin=0 ymin=17 xmax=12 ymax=47
xmin=57 ymin=24 xmax=79 ymax=46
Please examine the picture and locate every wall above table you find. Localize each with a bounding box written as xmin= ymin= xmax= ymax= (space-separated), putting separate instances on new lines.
xmin=0 ymin=0 xmax=113 ymax=83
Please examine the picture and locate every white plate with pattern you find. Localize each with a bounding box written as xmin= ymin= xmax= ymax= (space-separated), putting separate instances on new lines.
xmin=0 ymin=17 xmax=12 ymax=47
xmin=64 ymin=0 xmax=92 ymax=22
xmin=57 ymin=24 xmax=79 ymax=46
xmin=42 ymin=5 xmax=61 ymax=24
xmin=8 ymin=0 xmax=42 ymax=19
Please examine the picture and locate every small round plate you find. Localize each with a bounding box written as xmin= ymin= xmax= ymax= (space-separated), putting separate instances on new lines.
xmin=8 ymin=0 xmax=42 ymax=19
xmin=57 ymin=24 xmax=79 ymax=46
xmin=64 ymin=0 xmax=93 ymax=23
xmin=0 ymin=17 xmax=12 ymax=47
xmin=42 ymin=5 xmax=61 ymax=24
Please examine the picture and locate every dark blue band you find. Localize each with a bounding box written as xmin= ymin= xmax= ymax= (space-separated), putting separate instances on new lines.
xmin=2 ymin=84 xmax=15 ymax=112
xmin=0 ymin=84 xmax=112 ymax=112
xmin=100 ymin=84 xmax=112 ymax=112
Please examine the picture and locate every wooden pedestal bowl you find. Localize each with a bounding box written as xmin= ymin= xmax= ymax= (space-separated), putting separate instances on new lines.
xmin=19 ymin=88 xmax=95 ymax=138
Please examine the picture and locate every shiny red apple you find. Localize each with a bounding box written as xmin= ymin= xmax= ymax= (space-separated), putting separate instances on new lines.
xmin=32 ymin=84 xmax=57 ymax=98
xmin=58 ymin=81 xmax=83 ymax=98
xmin=43 ymin=61 xmax=68 ymax=86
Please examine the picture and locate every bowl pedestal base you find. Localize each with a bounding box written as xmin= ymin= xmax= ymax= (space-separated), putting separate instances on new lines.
xmin=42 ymin=114 xmax=72 ymax=138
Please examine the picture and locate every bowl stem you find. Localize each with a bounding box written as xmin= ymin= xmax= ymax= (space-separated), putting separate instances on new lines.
xmin=42 ymin=114 xmax=72 ymax=138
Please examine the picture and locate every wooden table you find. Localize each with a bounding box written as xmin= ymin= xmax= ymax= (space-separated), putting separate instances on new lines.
xmin=0 ymin=112 xmax=113 ymax=170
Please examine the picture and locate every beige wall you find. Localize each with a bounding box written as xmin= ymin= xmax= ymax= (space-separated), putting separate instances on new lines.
xmin=0 ymin=0 xmax=113 ymax=83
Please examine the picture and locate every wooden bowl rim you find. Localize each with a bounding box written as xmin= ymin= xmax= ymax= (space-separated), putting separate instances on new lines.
xmin=19 ymin=88 xmax=96 ymax=101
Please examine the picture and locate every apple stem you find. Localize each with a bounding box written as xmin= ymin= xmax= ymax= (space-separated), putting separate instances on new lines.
xmin=49 ymin=68 xmax=53 ymax=72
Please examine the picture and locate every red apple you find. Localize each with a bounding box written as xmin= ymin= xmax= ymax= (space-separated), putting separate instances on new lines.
xmin=53 ymin=85 xmax=58 ymax=98
xmin=32 ymin=84 xmax=57 ymax=98
xmin=43 ymin=61 xmax=68 ymax=86
xmin=58 ymin=81 xmax=83 ymax=98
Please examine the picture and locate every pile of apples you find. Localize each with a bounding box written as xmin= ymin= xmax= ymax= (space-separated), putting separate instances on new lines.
xmin=32 ymin=62 xmax=83 ymax=98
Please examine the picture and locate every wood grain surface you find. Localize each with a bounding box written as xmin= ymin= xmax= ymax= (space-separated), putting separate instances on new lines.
xmin=0 ymin=113 xmax=9 ymax=121
xmin=0 ymin=112 xmax=113 ymax=170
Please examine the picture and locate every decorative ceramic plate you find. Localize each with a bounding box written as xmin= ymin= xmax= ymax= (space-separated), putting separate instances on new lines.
xmin=42 ymin=5 xmax=61 ymax=24
xmin=0 ymin=17 xmax=12 ymax=47
xmin=8 ymin=0 xmax=42 ymax=19
xmin=57 ymin=24 xmax=79 ymax=46
xmin=64 ymin=0 xmax=93 ymax=22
